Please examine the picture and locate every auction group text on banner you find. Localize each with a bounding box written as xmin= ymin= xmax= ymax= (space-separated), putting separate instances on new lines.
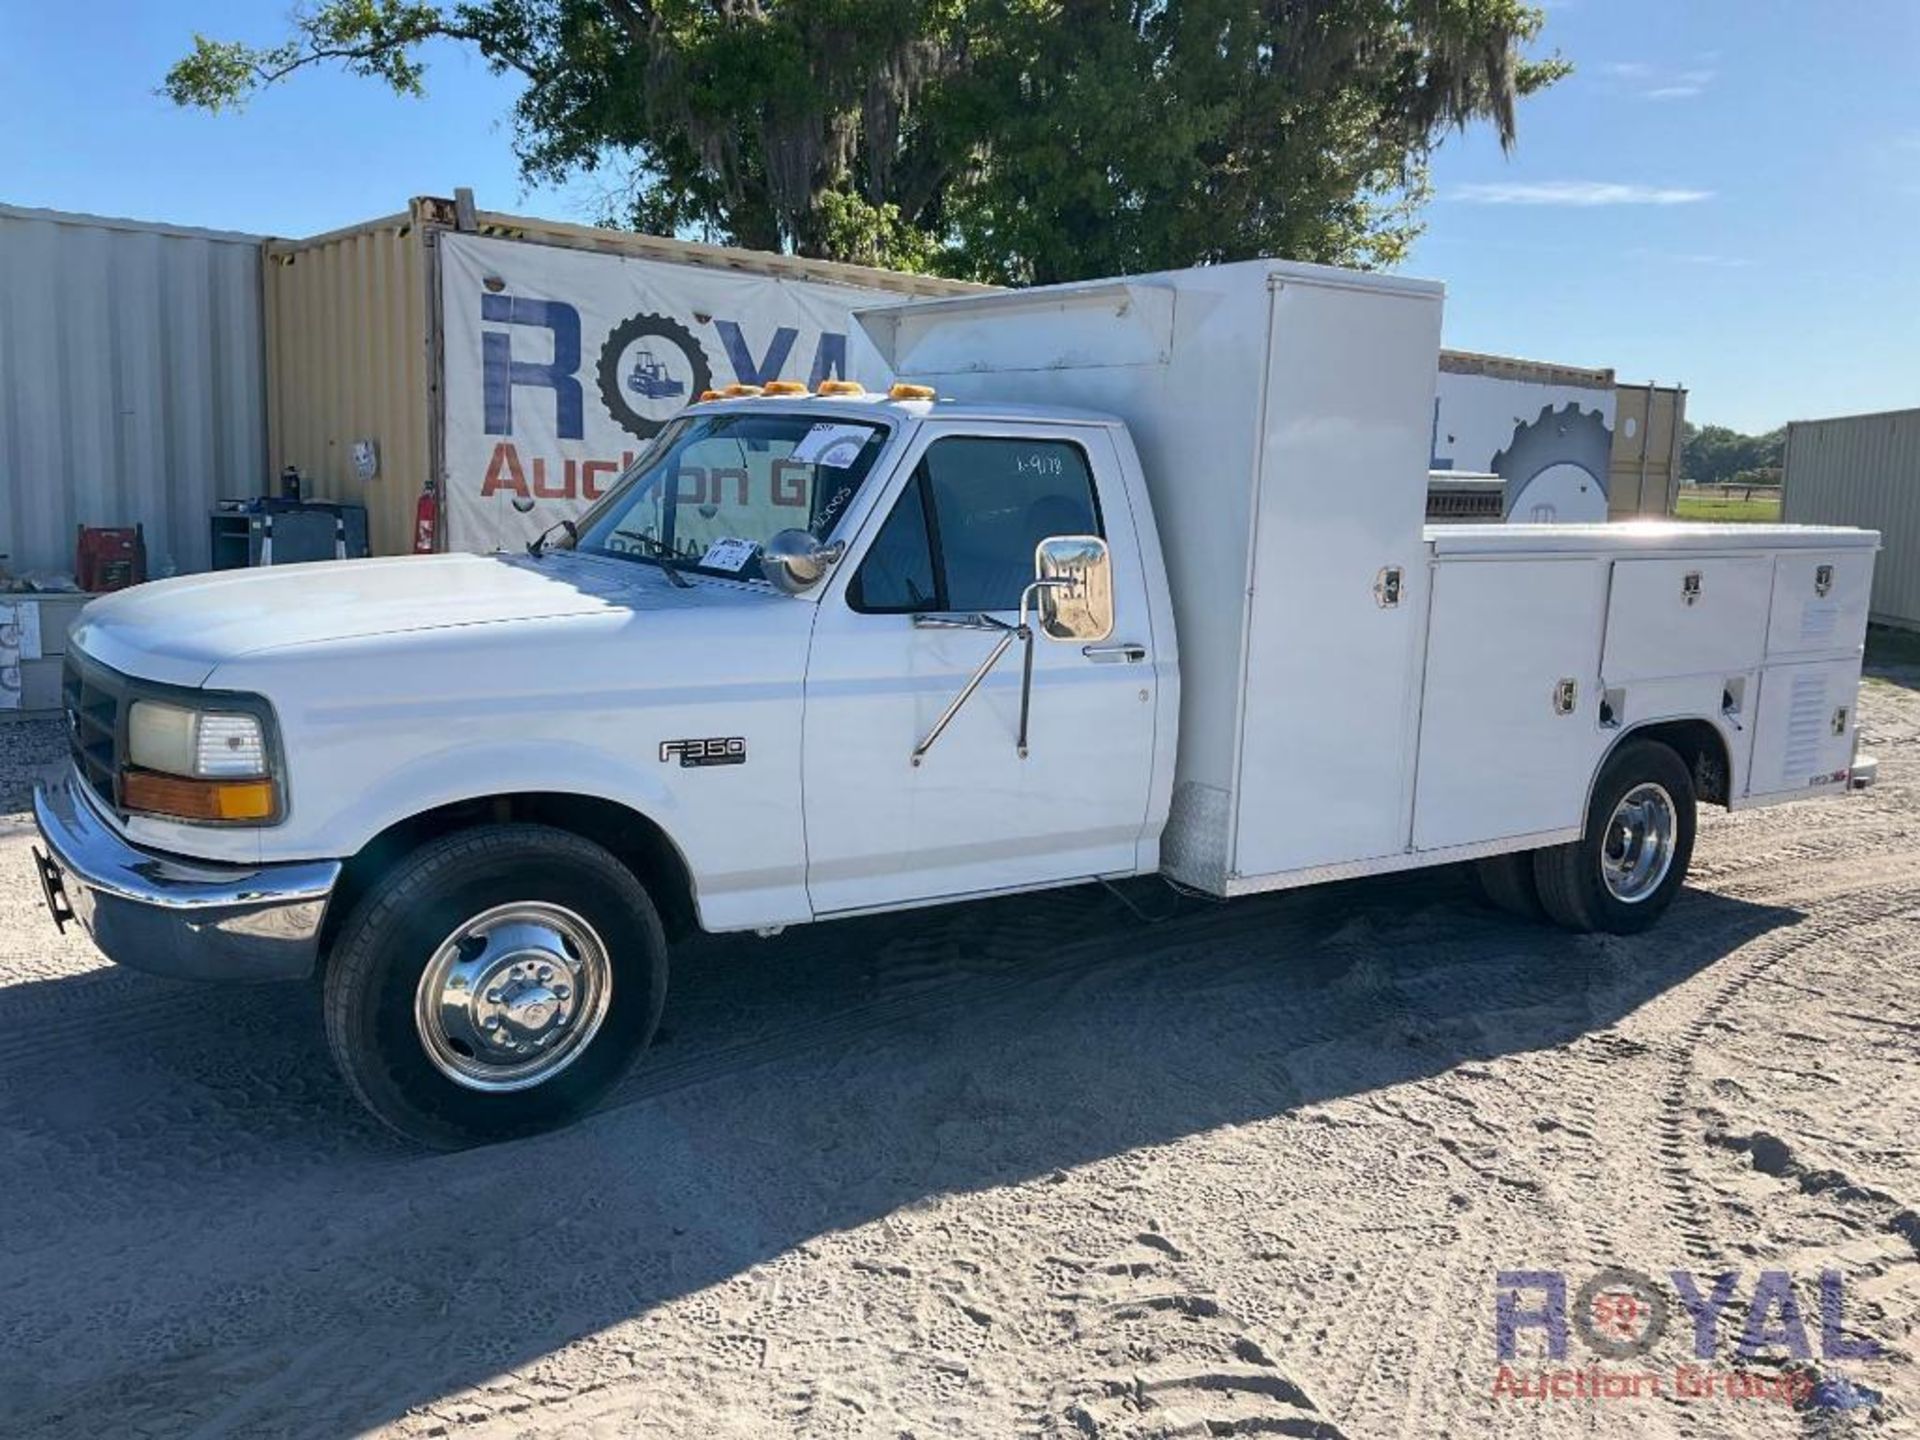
xmin=438 ymin=232 xmax=908 ymax=553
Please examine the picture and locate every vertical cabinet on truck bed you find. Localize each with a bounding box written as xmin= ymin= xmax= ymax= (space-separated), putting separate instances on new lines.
xmin=1745 ymin=545 xmax=1875 ymax=800
xmin=1411 ymin=558 xmax=1610 ymax=852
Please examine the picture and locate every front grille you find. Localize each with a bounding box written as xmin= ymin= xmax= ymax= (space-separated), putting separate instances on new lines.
xmin=62 ymin=653 xmax=125 ymax=810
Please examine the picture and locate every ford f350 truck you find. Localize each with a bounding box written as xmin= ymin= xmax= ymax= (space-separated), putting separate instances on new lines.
xmin=32 ymin=260 xmax=1878 ymax=1147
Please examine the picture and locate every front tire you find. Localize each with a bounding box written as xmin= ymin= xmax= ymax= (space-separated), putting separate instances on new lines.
xmin=1533 ymin=740 xmax=1696 ymax=934
xmin=323 ymin=824 xmax=667 ymax=1148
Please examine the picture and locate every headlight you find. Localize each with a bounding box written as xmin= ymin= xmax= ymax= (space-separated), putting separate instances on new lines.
xmin=128 ymin=702 xmax=269 ymax=778
xmin=124 ymin=700 xmax=280 ymax=824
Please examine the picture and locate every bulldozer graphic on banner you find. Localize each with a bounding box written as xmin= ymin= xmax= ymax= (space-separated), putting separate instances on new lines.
xmin=626 ymin=347 xmax=687 ymax=401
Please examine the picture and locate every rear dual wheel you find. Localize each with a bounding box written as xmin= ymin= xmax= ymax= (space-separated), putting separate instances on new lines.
xmin=1535 ymin=739 xmax=1696 ymax=934
xmin=1472 ymin=739 xmax=1696 ymax=935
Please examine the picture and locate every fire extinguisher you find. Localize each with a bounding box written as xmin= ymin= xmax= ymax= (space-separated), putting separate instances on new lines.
xmin=412 ymin=482 xmax=438 ymax=554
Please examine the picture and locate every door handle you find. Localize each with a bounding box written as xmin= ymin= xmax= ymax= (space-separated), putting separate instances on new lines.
xmin=1082 ymin=642 xmax=1148 ymax=663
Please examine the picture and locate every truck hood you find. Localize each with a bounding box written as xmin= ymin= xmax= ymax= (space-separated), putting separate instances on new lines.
xmin=71 ymin=552 xmax=685 ymax=686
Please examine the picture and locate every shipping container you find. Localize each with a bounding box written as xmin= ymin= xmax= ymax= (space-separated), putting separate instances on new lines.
xmin=1609 ymin=381 xmax=1688 ymax=519
xmin=1783 ymin=407 xmax=1920 ymax=631
xmin=0 ymin=204 xmax=267 ymax=579
xmin=264 ymin=195 xmax=988 ymax=556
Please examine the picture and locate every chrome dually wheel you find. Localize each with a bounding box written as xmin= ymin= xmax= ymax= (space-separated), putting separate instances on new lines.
xmin=414 ymin=901 xmax=614 ymax=1091
xmin=1534 ymin=740 xmax=1696 ymax=935
xmin=1600 ymin=782 xmax=1677 ymax=904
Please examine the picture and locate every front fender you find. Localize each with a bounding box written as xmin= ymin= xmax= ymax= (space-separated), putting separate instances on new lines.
xmin=303 ymin=739 xmax=686 ymax=861
xmin=205 ymin=604 xmax=815 ymax=933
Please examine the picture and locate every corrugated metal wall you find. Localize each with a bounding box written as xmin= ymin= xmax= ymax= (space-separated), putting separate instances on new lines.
xmin=1783 ymin=408 xmax=1920 ymax=630
xmin=263 ymin=214 xmax=432 ymax=558
xmin=0 ymin=205 xmax=266 ymax=578
xmin=1609 ymin=383 xmax=1687 ymax=518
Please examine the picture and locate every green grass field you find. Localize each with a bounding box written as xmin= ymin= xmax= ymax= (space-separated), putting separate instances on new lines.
xmin=1673 ymin=490 xmax=1783 ymax=523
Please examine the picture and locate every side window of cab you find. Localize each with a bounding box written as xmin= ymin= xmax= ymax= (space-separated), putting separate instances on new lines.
xmin=849 ymin=436 xmax=1103 ymax=614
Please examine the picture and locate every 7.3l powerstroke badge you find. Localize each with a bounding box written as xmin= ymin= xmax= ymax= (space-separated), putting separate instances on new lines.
xmin=659 ymin=737 xmax=747 ymax=768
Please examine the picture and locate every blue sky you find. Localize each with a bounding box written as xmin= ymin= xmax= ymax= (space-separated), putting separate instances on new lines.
xmin=2 ymin=1 xmax=1914 ymax=432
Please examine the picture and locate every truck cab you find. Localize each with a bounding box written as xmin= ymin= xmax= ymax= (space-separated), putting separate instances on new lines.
xmin=33 ymin=387 xmax=1179 ymax=1145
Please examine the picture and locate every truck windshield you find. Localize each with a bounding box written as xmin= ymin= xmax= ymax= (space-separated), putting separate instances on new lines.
xmin=571 ymin=410 xmax=890 ymax=581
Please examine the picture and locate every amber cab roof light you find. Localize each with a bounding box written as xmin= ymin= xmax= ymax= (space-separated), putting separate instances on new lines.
xmin=888 ymin=382 xmax=937 ymax=401
xmin=761 ymin=379 xmax=809 ymax=396
xmin=816 ymin=379 xmax=866 ymax=396
xmin=719 ymin=383 xmax=765 ymax=398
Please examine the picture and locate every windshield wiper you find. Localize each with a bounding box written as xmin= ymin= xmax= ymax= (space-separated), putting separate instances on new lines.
xmin=612 ymin=529 xmax=693 ymax=588
xmin=527 ymin=518 xmax=577 ymax=557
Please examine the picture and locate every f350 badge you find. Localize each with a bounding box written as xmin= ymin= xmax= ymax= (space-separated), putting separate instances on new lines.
xmin=659 ymin=737 xmax=747 ymax=768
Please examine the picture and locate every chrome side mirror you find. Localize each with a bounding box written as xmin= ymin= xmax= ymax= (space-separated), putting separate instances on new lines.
xmin=907 ymin=533 xmax=1116 ymax=768
xmin=760 ymin=529 xmax=845 ymax=594
xmin=1033 ymin=535 xmax=1113 ymax=641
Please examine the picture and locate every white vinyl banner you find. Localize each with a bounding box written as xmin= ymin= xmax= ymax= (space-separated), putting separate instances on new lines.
xmin=438 ymin=232 xmax=914 ymax=553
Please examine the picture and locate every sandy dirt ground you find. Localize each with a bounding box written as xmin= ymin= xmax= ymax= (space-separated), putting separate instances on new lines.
xmin=1 ymin=668 xmax=1916 ymax=1439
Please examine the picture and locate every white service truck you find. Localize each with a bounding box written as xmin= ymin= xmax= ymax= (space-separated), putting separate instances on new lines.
xmin=32 ymin=260 xmax=1878 ymax=1146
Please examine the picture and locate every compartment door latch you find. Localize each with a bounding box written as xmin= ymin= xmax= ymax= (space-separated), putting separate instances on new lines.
xmin=1553 ymin=677 xmax=1579 ymax=716
xmin=1373 ymin=565 xmax=1404 ymax=609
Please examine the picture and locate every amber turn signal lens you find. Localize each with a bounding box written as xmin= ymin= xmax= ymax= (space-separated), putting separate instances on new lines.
xmin=123 ymin=770 xmax=278 ymax=823
xmin=888 ymin=382 xmax=936 ymax=401
xmin=761 ymin=379 xmax=808 ymax=396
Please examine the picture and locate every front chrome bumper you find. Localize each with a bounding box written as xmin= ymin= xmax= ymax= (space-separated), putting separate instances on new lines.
xmin=31 ymin=771 xmax=341 ymax=982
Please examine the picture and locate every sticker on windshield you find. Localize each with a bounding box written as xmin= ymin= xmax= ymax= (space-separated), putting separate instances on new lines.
xmin=788 ymin=423 xmax=872 ymax=469
xmin=698 ymin=536 xmax=759 ymax=572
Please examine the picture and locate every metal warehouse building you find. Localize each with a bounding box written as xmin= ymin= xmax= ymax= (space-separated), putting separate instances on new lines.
xmin=1783 ymin=407 xmax=1920 ymax=632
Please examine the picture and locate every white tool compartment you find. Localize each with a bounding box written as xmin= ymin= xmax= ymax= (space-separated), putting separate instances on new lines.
xmin=1748 ymin=659 xmax=1860 ymax=796
xmin=1411 ymin=557 xmax=1610 ymax=851
xmin=1766 ymin=548 xmax=1873 ymax=657
xmin=1602 ymin=556 xmax=1773 ymax=682
xmin=1745 ymin=537 xmax=1877 ymax=800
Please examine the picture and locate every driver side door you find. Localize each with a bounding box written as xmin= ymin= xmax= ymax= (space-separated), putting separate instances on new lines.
xmin=801 ymin=423 xmax=1160 ymax=915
